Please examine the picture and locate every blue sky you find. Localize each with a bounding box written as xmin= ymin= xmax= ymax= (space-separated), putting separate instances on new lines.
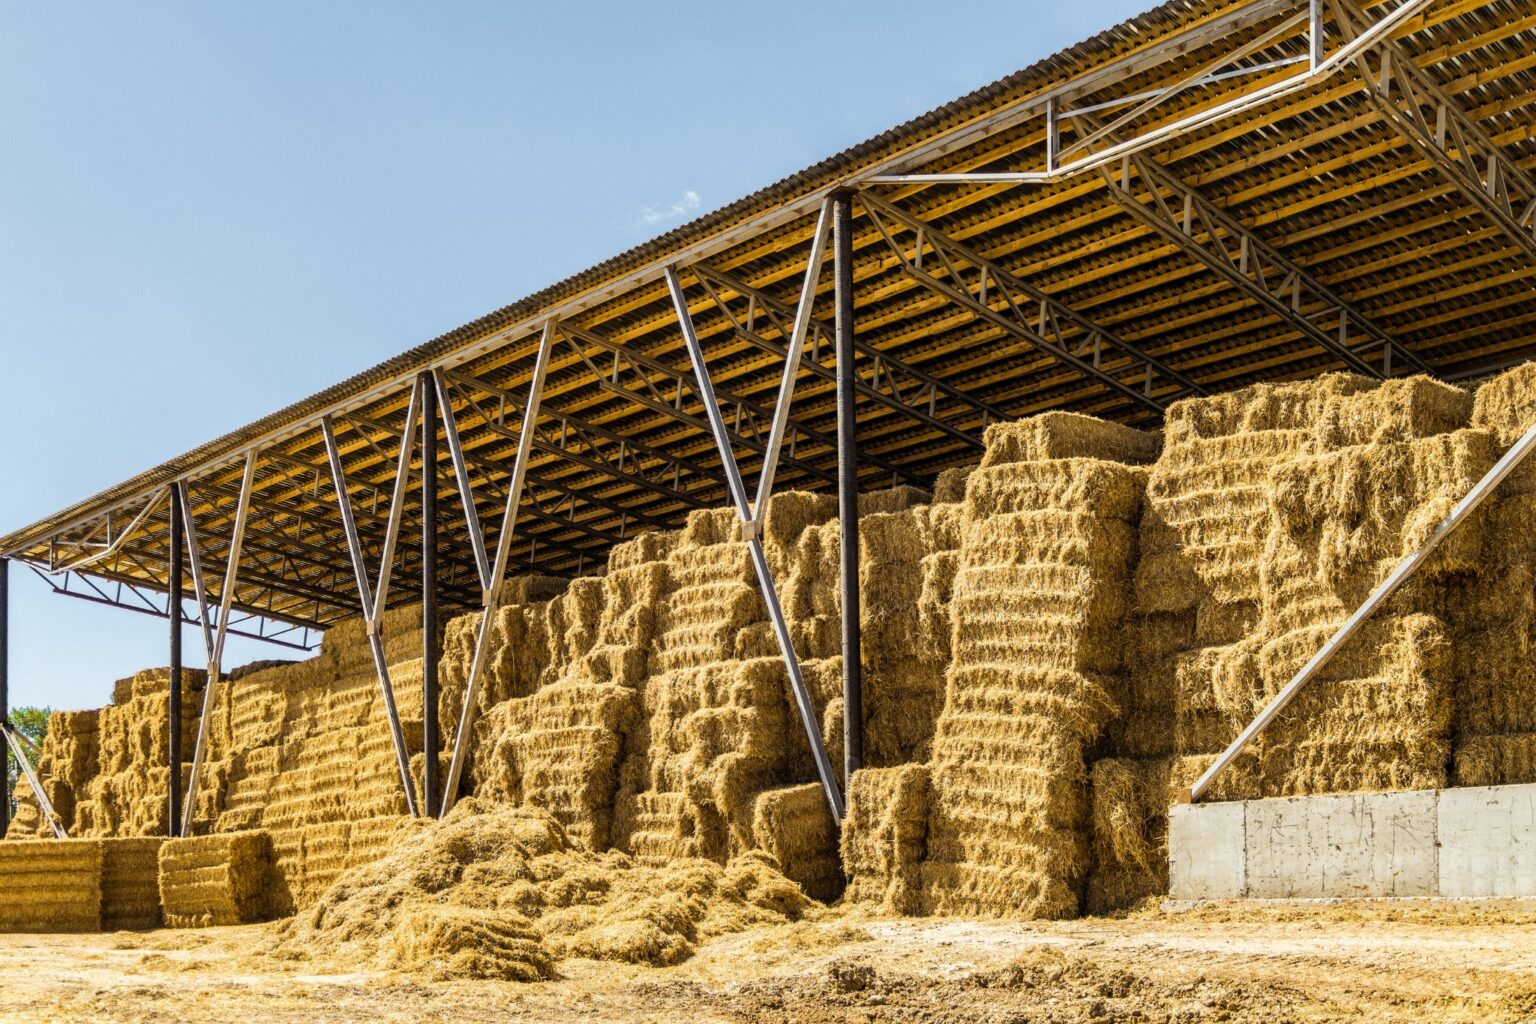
xmin=0 ymin=1 xmax=1152 ymax=711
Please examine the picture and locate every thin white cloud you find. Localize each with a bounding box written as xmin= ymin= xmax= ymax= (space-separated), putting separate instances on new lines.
xmin=637 ymin=189 xmax=702 ymax=227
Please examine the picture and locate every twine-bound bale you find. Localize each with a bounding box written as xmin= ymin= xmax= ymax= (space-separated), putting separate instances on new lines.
xmin=1163 ymin=374 xmax=1374 ymax=444
xmin=841 ymin=765 xmax=929 ymax=914
xmin=980 ymin=412 xmax=1159 ymax=466
xmin=1267 ymin=430 xmax=1495 ymax=582
xmin=1455 ymin=733 xmax=1536 ymax=787
xmin=751 ymin=784 xmax=841 ymax=903
xmin=158 ymin=830 xmax=275 ymax=927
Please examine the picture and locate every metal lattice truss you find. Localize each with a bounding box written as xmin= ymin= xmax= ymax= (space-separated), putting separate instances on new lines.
xmin=3 ymin=0 xmax=1534 ymax=816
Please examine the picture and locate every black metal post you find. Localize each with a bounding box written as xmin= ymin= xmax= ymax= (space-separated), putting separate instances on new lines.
xmin=0 ymin=556 xmax=10 ymax=838
xmin=420 ymin=373 xmax=441 ymax=817
xmin=167 ymin=483 xmax=184 ymax=837
xmin=833 ymin=190 xmax=863 ymax=783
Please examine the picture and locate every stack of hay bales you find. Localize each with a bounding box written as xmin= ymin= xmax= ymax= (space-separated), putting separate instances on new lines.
xmin=918 ymin=412 xmax=1155 ymax=919
xmin=71 ymin=669 xmax=205 ymax=836
xmin=1454 ymin=362 xmax=1536 ymax=785
xmin=1086 ymin=374 xmax=1485 ymax=911
xmin=1256 ymin=376 xmax=1483 ymax=796
xmin=158 ymin=830 xmax=276 ymax=927
xmin=0 ymin=839 xmax=103 ymax=932
xmin=7 ymin=709 xmax=102 ymax=837
xmin=472 ymin=564 xmax=654 ymax=851
xmin=841 ymin=762 xmax=930 ymax=913
xmin=613 ymin=500 xmax=828 ymax=865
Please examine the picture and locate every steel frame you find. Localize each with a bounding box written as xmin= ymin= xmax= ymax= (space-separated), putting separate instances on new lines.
xmin=438 ymin=320 xmax=557 ymax=817
xmin=321 ymin=383 xmax=424 ymax=819
xmin=1334 ymin=0 xmax=1536 ymax=264
xmin=861 ymin=191 xmax=1207 ymax=411
xmin=862 ymin=0 xmax=1438 ymax=185
xmin=664 ymin=265 xmax=846 ymax=821
xmin=178 ymin=453 xmax=257 ymax=837
xmin=1092 ymin=145 xmax=1426 ymax=377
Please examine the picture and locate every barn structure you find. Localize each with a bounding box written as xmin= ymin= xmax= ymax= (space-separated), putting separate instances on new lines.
xmin=0 ymin=0 xmax=1534 ymax=925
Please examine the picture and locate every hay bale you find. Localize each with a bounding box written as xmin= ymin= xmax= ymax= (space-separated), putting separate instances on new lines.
xmin=1085 ymin=757 xmax=1171 ymax=914
xmin=857 ymin=486 xmax=930 ymax=516
xmin=100 ymin=837 xmax=164 ymax=930
xmin=1313 ymin=375 xmax=1471 ymax=448
xmin=1454 ymin=734 xmax=1536 ymax=787
xmin=159 ymin=830 xmax=276 ymax=927
xmin=932 ymin=464 xmax=977 ymax=504
xmin=980 ymin=412 xmax=1159 ymax=466
xmin=0 ymin=839 xmax=103 ymax=932
xmin=1472 ymin=360 xmax=1536 ymax=448
xmin=751 ymin=784 xmax=841 ymax=903
xmin=1163 ymin=374 xmax=1374 ymax=443
xmin=1267 ymin=430 xmax=1495 ymax=583
xmin=841 ymin=765 xmax=928 ymax=914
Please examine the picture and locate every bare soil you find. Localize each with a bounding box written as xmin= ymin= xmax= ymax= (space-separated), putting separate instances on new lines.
xmin=7 ymin=900 xmax=1536 ymax=1023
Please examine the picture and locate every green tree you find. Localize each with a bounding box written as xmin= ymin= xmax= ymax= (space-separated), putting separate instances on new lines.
xmin=7 ymin=706 xmax=50 ymax=817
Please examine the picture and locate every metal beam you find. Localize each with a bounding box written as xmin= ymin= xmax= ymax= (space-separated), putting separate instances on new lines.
xmin=179 ymin=452 xmax=256 ymax=837
xmin=440 ymin=319 xmax=557 ymax=817
xmin=692 ymin=262 xmax=997 ymax=455
xmin=1093 ymin=145 xmax=1422 ymax=377
xmin=862 ymin=0 xmax=1438 ymax=185
xmin=861 ymin=191 xmax=1205 ymax=411
xmin=4 ymin=725 xmax=63 ymax=839
xmin=321 ymin=382 xmax=422 ymax=819
xmin=1335 ymin=0 xmax=1536 ymax=264
xmin=833 ymin=193 xmax=863 ymax=786
xmin=167 ymin=484 xmax=184 ymax=837
xmin=421 ymin=372 xmax=441 ymax=818
xmin=664 ymin=265 xmax=846 ymax=823
xmin=1188 ymin=415 xmax=1536 ymax=803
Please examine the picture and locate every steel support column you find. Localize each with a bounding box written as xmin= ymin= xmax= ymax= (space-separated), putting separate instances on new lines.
xmin=0 ymin=555 xmax=8 ymax=839
xmin=167 ymin=483 xmax=184 ymax=837
xmin=420 ymin=372 xmax=441 ymax=817
xmin=664 ymin=265 xmax=846 ymax=822
xmin=832 ymin=192 xmax=863 ymax=784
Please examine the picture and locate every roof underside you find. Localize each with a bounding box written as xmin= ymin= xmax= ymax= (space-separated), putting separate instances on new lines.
xmin=5 ymin=0 xmax=1534 ymax=642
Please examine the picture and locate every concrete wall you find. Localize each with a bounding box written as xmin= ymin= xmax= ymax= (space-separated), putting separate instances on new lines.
xmin=1169 ymin=783 xmax=1536 ymax=900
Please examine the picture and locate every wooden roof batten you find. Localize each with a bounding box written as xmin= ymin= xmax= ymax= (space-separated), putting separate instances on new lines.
xmin=1 ymin=0 xmax=1532 ymax=643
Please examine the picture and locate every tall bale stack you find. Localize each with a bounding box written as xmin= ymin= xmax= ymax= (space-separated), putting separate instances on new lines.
xmin=1256 ymin=378 xmax=1483 ymax=795
xmin=72 ymin=669 xmax=205 ymax=836
xmin=467 ymin=541 xmax=674 ymax=852
xmin=0 ymin=839 xmax=103 ymax=932
xmin=1452 ymin=362 xmax=1536 ymax=785
xmin=921 ymin=412 xmax=1153 ymax=919
xmin=613 ymin=496 xmax=834 ymax=872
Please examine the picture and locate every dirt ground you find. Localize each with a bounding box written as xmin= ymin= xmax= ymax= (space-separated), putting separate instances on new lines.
xmin=6 ymin=900 xmax=1536 ymax=1023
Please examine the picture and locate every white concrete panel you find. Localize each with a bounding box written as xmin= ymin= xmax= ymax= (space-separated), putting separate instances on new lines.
xmin=1439 ymin=783 xmax=1536 ymax=898
xmin=1244 ymin=791 xmax=1436 ymax=898
xmin=1169 ymin=801 xmax=1245 ymax=900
